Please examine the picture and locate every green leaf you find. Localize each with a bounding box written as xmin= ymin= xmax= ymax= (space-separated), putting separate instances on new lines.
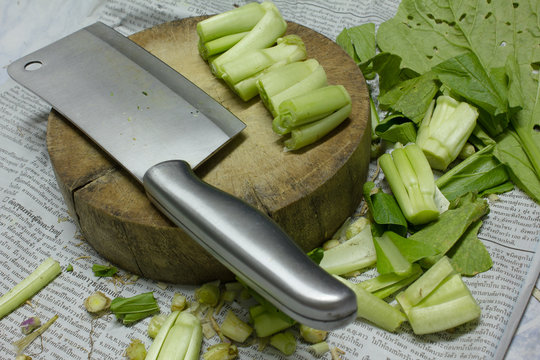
xmin=306 ymin=247 xmax=324 ymax=265
xmin=336 ymin=28 xmax=360 ymax=63
xmin=435 ymin=145 xmax=510 ymax=201
xmin=110 ymin=292 xmax=160 ymax=325
xmin=374 ymin=232 xmax=413 ymax=276
xmin=374 ymin=114 xmax=417 ymax=144
xmin=494 ymin=130 xmax=540 ymax=203
xmin=371 ymin=52 xmax=405 ymax=95
xmin=384 ymin=231 xmax=437 ymax=264
xmin=409 ymin=193 xmax=490 ymax=268
xmin=92 ymin=264 xmax=118 ymax=277
xmin=448 ymin=221 xmax=492 ymax=276
xmin=363 ymin=182 xmax=407 ymax=236
xmin=378 ymin=72 xmax=439 ymax=123
xmin=432 ymin=52 xmax=510 ymax=135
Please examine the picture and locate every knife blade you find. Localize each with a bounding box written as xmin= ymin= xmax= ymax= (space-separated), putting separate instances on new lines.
xmin=7 ymin=21 xmax=357 ymax=330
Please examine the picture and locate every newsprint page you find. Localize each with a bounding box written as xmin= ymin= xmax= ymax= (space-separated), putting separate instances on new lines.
xmin=0 ymin=1 xmax=539 ymax=359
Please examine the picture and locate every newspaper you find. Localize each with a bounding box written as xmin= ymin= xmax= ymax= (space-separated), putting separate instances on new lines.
xmin=0 ymin=0 xmax=539 ymax=359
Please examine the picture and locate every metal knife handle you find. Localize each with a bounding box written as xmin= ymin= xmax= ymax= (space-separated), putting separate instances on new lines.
xmin=143 ymin=160 xmax=357 ymax=330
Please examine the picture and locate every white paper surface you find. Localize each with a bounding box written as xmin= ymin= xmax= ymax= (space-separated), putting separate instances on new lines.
xmin=1 ymin=1 xmax=539 ymax=359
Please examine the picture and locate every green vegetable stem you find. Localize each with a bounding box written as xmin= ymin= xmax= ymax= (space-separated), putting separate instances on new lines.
xmin=379 ymin=143 xmax=440 ymax=225
xmin=209 ymin=2 xmax=287 ymax=78
xmin=0 ymin=257 xmax=61 ymax=320
xmin=272 ymin=85 xmax=351 ymax=135
xmin=146 ymin=311 xmax=203 ymax=360
xmin=416 ymin=96 xmax=479 ymax=171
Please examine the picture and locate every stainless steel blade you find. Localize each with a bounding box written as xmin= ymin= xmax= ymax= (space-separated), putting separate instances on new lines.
xmin=7 ymin=21 xmax=245 ymax=181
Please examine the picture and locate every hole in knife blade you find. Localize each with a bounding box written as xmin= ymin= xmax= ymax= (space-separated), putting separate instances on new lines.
xmin=24 ymin=61 xmax=43 ymax=71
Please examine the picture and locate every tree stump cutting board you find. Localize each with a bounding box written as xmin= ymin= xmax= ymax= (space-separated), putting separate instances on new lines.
xmin=46 ymin=17 xmax=371 ymax=284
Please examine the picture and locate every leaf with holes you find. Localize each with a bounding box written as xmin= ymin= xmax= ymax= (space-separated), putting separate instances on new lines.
xmin=376 ymin=0 xmax=540 ymax=203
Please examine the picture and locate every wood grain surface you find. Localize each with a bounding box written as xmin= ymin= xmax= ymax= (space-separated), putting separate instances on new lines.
xmin=46 ymin=17 xmax=371 ymax=284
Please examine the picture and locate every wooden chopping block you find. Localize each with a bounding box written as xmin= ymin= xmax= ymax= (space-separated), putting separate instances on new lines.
xmin=46 ymin=17 xmax=371 ymax=284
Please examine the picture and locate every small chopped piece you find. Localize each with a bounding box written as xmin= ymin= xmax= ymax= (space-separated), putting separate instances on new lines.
xmin=195 ymin=282 xmax=221 ymax=307
xmin=20 ymin=317 xmax=41 ymax=335
xmin=298 ymin=324 xmax=327 ymax=344
xmin=125 ymin=339 xmax=147 ymax=360
xmin=148 ymin=314 xmax=167 ymax=339
xmin=91 ymin=264 xmax=118 ymax=277
xmin=203 ymin=343 xmax=239 ymax=360
xmin=308 ymin=341 xmax=330 ymax=356
xmin=65 ymin=264 xmax=73 ymax=272
xmin=220 ymin=310 xmax=253 ymax=343
xmin=84 ymin=291 xmax=111 ymax=314
xmin=269 ymin=331 xmax=296 ymax=355
xmin=171 ymin=293 xmax=188 ymax=312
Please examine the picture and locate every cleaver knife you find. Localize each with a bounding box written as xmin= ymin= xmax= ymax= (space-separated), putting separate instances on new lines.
xmin=7 ymin=22 xmax=357 ymax=330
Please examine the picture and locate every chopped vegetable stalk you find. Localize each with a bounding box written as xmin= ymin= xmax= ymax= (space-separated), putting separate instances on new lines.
xmin=110 ymin=292 xmax=160 ymax=325
xmin=146 ymin=311 xmax=181 ymax=359
xmin=265 ymin=64 xmax=327 ymax=117
xmin=299 ymin=324 xmax=327 ymax=344
xmin=221 ymin=35 xmax=306 ymax=85
xmin=159 ymin=313 xmax=203 ymax=360
xmin=203 ymin=343 xmax=238 ymax=360
xmin=359 ymin=263 xmax=423 ymax=299
xmin=319 ymin=225 xmax=376 ymax=275
xmin=335 ymin=276 xmax=406 ymax=332
xmin=257 ymin=59 xmax=320 ymax=107
xmin=345 ymin=217 xmax=371 ymax=239
xmin=125 ymin=339 xmax=147 ymax=360
xmin=0 ymin=257 xmax=61 ymax=320
xmin=416 ymin=96 xmax=479 ymax=170
xmin=84 ymin=291 xmax=111 ymax=314
xmin=13 ymin=314 xmax=58 ymax=355
xmin=199 ymin=31 xmax=249 ymax=60
xmin=231 ymin=61 xmax=285 ymax=101
xmin=397 ymin=256 xmax=455 ymax=307
xmin=220 ymin=310 xmax=253 ymax=342
xmin=195 ymin=281 xmax=221 ymax=307
xmin=273 ymin=85 xmax=351 ymax=134
xmin=210 ymin=2 xmax=287 ymax=78
xmin=196 ymin=2 xmax=265 ymax=43
xmin=396 ymin=257 xmax=480 ymax=334
xmin=249 ymin=304 xmax=295 ymax=337
xmin=269 ymin=331 xmax=297 ymax=355
xmin=284 ymin=103 xmax=352 ymax=150
xmin=373 ymin=232 xmax=413 ymax=276
xmin=148 ymin=314 xmax=168 ymax=339
xmin=308 ymin=341 xmax=330 ymax=356
xmin=379 ymin=144 xmax=440 ymax=225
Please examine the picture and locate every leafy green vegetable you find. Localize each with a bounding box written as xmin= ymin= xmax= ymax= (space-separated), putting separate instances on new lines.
xmin=110 ymin=292 xmax=160 ymax=325
xmin=409 ymin=193 xmax=490 ymax=269
xmin=436 ymin=144 xmax=510 ymax=201
xmin=374 ymin=114 xmax=416 ymax=144
xmin=375 ymin=0 xmax=540 ymax=202
xmin=373 ymin=232 xmax=413 ymax=276
xmin=92 ymin=264 xmax=118 ymax=277
xmin=447 ymin=221 xmax=493 ymax=276
xmin=383 ymin=231 xmax=437 ymax=264
xmin=249 ymin=304 xmax=295 ymax=337
xmin=378 ymin=71 xmax=439 ymax=123
xmin=306 ymin=248 xmax=324 ymax=265
xmin=494 ymin=130 xmax=540 ymax=203
xmin=363 ymin=181 xmax=407 ymax=236
xmin=336 ymin=24 xmax=376 ymax=79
